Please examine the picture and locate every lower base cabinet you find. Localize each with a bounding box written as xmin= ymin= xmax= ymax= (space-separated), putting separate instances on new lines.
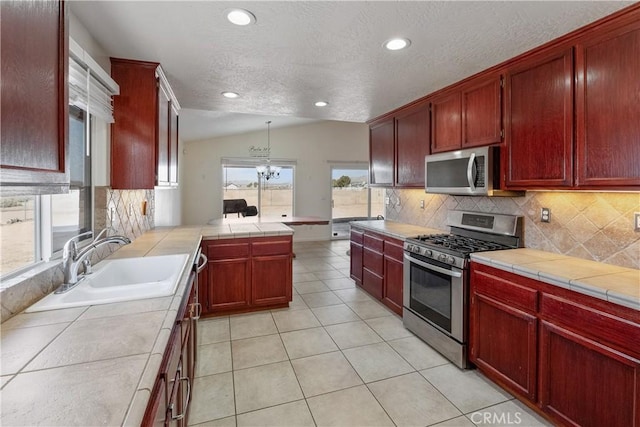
xmin=350 ymin=226 xmax=403 ymax=316
xmin=470 ymin=262 xmax=640 ymax=427
xmin=143 ymin=271 xmax=198 ymax=426
xmin=199 ymin=235 xmax=293 ymax=315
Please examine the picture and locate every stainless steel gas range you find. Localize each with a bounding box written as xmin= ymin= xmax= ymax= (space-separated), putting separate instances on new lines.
xmin=402 ymin=210 xmax=523 ymax=368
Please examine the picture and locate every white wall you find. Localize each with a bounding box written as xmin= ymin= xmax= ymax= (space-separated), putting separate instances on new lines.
xmin=182 ymin=120 xmax=369 ymax=227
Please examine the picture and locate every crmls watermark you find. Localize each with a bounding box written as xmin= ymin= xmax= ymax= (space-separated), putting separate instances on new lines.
xmin=470 ymin=411 xmax=523 ymax=425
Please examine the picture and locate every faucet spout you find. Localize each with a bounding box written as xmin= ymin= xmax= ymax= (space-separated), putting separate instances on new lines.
xmin=58 ymin=232 xmax=131 ymax=293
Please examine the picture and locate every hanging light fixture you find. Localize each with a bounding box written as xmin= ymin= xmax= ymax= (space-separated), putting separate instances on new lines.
xmin=256 ymin=121 xmax=281 ymax=180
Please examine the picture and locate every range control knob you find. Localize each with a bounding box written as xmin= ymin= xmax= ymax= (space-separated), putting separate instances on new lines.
xmin=437 ymin=254 xmax=446 ymax=262
xmin=447 ymin=256 xmax=456 ymax=265
xmin=425 ymin=249 xmax=433 ymax=257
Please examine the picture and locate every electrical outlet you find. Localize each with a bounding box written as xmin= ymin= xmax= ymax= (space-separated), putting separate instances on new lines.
xmin=541 ymin=207 xmax=551 ymax=223
xmin=397 ymin=198 xmax=401 ymax=206
xmin=635 ymin=212 xmax=640 ymax=231
xmin=385 ymin=197 xmax=390 ymax=205
xmin=420 ymin=200 xmax=425 ymax=209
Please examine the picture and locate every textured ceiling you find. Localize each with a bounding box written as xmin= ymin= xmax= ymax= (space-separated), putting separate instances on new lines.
xmin=70 ymin=1 xmax=632 ymax=141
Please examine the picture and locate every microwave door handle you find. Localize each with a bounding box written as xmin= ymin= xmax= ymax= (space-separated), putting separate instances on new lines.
xmin=403 ymin=254 xmax=463 ymax=278
xmin=466 ymin=152 xmax=476 ymax=191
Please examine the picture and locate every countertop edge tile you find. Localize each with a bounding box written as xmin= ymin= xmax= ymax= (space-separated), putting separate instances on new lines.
xmin=123 ymin=389 xmax=151 ymax=427
xmin=607 ymin=290 xmax=640 ymax=311
xmin=511 ymin=264 xmax=543 ymax=283
xmin=569 ymin=281 xmax=609 ymax=300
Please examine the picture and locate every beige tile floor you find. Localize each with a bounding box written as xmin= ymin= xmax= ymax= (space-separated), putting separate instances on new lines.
xmin=188 ymin=240 xmax=551 ymax=427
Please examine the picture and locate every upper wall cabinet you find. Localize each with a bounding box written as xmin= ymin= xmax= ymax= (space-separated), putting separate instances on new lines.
xmin=430 ymin=92 xmax=461 ymax=153
xmin=370 ymin=101 xmax=430 ymax=188
xmin=431 ymin=75 xmax=502 ymax=154
xmin=110 ymin=58 xmax=180 ymax=189
xmin=369 ymin=118 xmax=395 ymax=186
xmin=504 ymin=48 xmax=574 ymax=189
xmin=395 ymin=102 xmax=430 ymax=187
xmin=0 ymin=0 xmax=69 ymax=195
xmin=461 ymin=76 xmax=503 ymax=148
xmin=575 ymin=19 xmax=640 ymax=188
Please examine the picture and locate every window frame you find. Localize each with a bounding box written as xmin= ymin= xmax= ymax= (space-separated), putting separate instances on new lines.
xmin=221 ymin=158 xmax=296 ymax=217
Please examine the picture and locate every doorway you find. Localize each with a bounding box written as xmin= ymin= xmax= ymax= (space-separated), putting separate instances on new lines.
xmin=330 ymin=164 xmax=385 ymax=239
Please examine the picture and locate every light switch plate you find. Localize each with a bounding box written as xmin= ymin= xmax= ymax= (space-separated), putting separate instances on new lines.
xmin=420 ymin=200 xmax=425 ymax=209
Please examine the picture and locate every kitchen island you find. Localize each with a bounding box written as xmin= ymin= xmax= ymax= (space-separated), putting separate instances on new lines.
xmin=0 ymin=222 xmax=293 ymax=426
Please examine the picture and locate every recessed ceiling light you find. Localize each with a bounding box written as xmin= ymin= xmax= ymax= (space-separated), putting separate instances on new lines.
xmin=314 ymin=101 xmax=328 ymax=107
xmin=384 ymin=38 xmax=411 ymax=51
xmin=225 ymin=8 xmax=256 ymax=26
xmin=221 ymin=91 xmax=239 ymax=99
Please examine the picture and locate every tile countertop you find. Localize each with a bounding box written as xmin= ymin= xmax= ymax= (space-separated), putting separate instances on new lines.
xmin=349 ymin=219 xmax=445 ymax=240
xmin=470 ymin=248 xmax=640 ymax=311
xmin=0 ymin=223 xmax=293 ymax=426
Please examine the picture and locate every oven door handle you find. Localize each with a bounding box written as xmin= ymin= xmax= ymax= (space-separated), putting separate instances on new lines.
xmin=404 ymin=254 xmax=463 ymax=278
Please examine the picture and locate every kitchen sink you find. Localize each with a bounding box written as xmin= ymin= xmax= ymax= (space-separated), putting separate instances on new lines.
xmin=26 ymin=253 xmax=190 ymax=312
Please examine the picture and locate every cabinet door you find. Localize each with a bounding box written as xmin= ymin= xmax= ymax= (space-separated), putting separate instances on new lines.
xmin=575 ymin=21 xmax=640 ymax=187
xmin=382 ymin=255 xmax=403 ymax=316
xmin=395 ymin=103 xmax=430 ymax=187
xmin=207 ymin=259 xmax=251 ymax=311
xmin=462 ymin=76 xmax=502 ymax=148
xmin=539 ymin=320 xmax=640 ymax=427
xmin=504 ymin=49 xmax=574 ymax=188
xmin=169 ymin=104 xmax=179 ymax=184
xmin=1 ymin=0 xmax=69 ymax=194
xmin=350 ymin=242 xmax=363 ymax=286
xmin=252 ymin=254 xmax=291 ymax=306
xmin=110 ymin=58 xmax=159 ymax=189
xmin=157 ymin=82 xmax=170 ymax=185
xmin=361 ymin=268 xmax=383 ymax=300
xmin=470 ymin=293 xmax=537 ymax=401
xmin=369 ymin=118 xmax=395 ymax=186
xmin=431 ymin=92 xmax=462 ymax=153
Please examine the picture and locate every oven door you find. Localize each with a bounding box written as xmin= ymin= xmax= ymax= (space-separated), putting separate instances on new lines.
xmin=403 ymin=252 xmax=466 ymax=343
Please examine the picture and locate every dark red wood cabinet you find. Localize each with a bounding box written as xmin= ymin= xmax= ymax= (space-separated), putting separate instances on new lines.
xmin=470 ymin=266 xmax=539 ymax=401
xmin=430 ymin=92 xmax=462 ymax=154
xmin=461 ymin=76 xmax=503 ymax=148
xmin=369 ymin=118 xmax=395 ymax=186
xmin=575 ymin=19 xmax=640 ymax=188
xmin=350 ymin=229 xmax=364 ymax=286
xmin=362 ymin=233 xmax=384 ymax=300
xmin=395 ymin=102 xmax=430 ymax=187
xmin=110 ymin=58 xmax=179 ymax=189
xmin=470 ymin=262 xmax=640 ymax=427
xmin=0 ymin=0 xmax=69 ymax=194
xmin=504 ymin=48 xmax=574 ymax=189
xmin=143 ymin=272 xmax=198 ymax=427
xmin=198 ymin=236 xmax=293 ymax=316
xmin=369 ymin=101 xmax=430 ymax=188
xmin=350 ymin=226 xmax=404 ymax=316
xmin=381 ymin=237 xmax=404 ymax=316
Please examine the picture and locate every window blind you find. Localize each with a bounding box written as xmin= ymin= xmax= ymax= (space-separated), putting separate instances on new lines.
xmin=68 ymin=38 xmax=119 ymax=123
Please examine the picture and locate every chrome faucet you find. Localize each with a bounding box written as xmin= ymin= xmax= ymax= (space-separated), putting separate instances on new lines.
xmin=58 ymin=229 xmax=131 ymax=293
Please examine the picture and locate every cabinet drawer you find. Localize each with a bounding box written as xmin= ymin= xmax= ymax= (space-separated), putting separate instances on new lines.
xmin=540 ymin=294 xmax=640 ymax=358
xmin=363 ymin=248 xmax=383 ymax=275
xmin=364 ymin=234 xmax=384 ymax=252
xmin=472 ymin=269 xmax=538 ymax=313
xmin=350 ymin=229 xmax=364 ymax=244
xmin=206 ymin=241 xmax=250 ymax=260
xmin=362 ymin=268 xmax=383 ymax=300
xmin=252 ymin=239 xmax=291 ymax=256
xmin=384 ymin=240 xmax=404 ymax=262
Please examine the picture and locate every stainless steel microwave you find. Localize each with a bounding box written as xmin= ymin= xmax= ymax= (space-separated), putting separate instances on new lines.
xmin=425 ymin=146 xmax=523 ymax=196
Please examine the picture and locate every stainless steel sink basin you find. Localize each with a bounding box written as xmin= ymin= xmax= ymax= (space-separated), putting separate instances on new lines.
xmin=26 ymin=254 xmax=190 ymax=312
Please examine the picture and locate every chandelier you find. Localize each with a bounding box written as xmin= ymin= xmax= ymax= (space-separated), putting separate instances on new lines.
xmin=256 ymin=120 xmax=280 ymax=180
